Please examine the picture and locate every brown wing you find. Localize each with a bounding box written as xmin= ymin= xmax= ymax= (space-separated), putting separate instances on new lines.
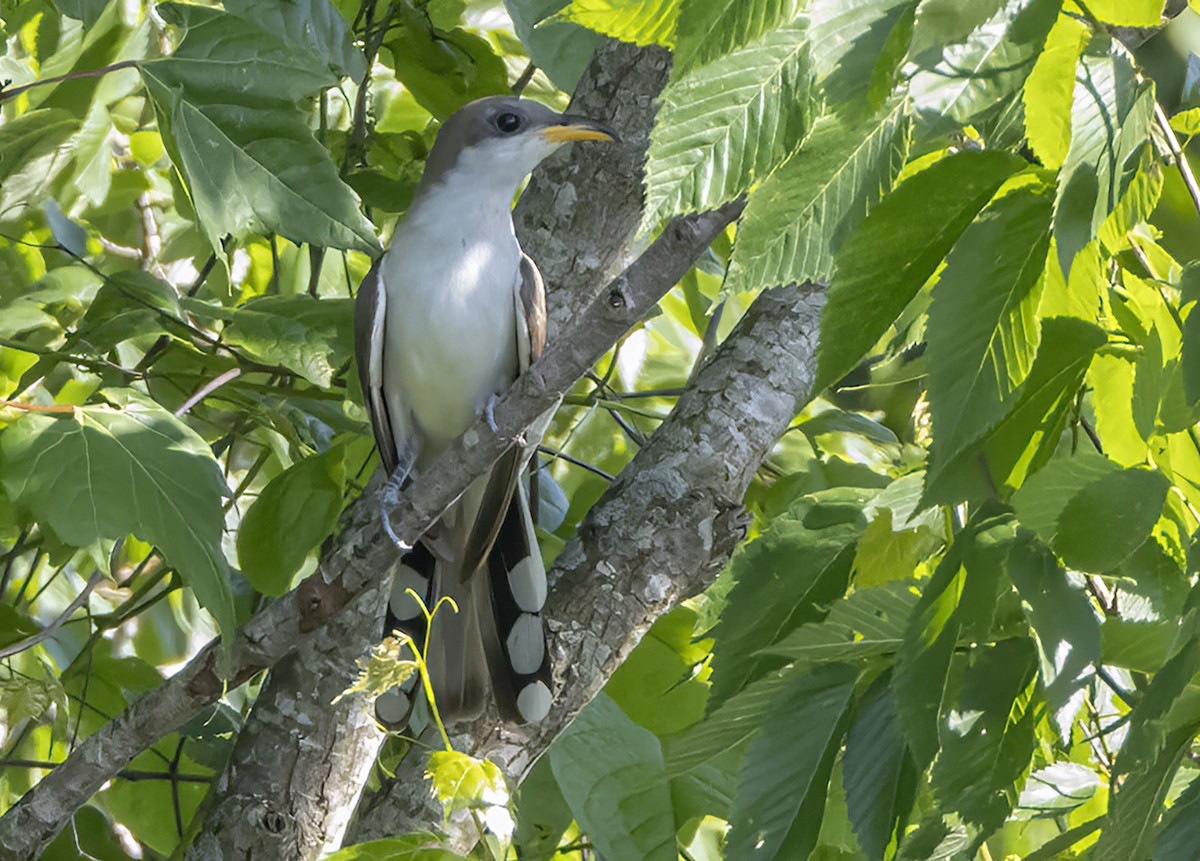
xmin=457 ymin=254 xmax=548 ymax=580
xmin=353 ymin=257 xmax=400 ymax=477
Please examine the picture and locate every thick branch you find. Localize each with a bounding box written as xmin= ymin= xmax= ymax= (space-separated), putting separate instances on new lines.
xmin=348 ymin=282 xmax=826 ymax=847
xmin=0 ymin=198 xmax=744 ymax=861
xmin=182 ymin=38 xmax=673 ymax=859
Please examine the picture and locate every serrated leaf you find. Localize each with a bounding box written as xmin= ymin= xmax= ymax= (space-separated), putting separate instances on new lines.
xmin=670 ymin=0 xmax=803 ymax=75
xmin=908 ymin=0 xmax=1061 ymax=125
xmin=725 ymin=663 xmax=857 ymax=861
xmin=924 ymin=316 xmax=1107 ymax=504
xmin=929 ymin=638 xmax=1039 ymax=844
xmin=809 ymin=0 xmax=920 ymax=115
xmin=815 ymin=149 xmax=1021 ymax=392
xmin=843 ymin=672 xmax=916 ymax=861
xmin=426 ymin=750 xmax=507 ymax=817
xmin=708 ymin=515 xmax=859 ymax=707
xmin=854 ymin=510 xmax=940 ymax=587
xmin=237 ymin=447 xmax=344 ymax=596
xmin=1007 ymin=533 xmax=1098 ymax=738
xmin=1010 ymin=451 xmax=1118 ymax=542
xmin=1055 ymin=467 xmax=1170 ymax=572
xmin=1022 ymin=13 xmax=1088 ymax=169
xmin=641 ymin=24 xmax=816 ymax=229
xmin=766 ymin=580 xmax=920 ymax=663
xmin=562 ymin=0 xmax=679 ymax=46
xmin=925 ymin=178 xmax=1053 ymax=477
xmin=1155 ymin=774 xmax=1200 ymax=859
xmin=0 ymin=108 xmax=80 ymax=221
xmin=550 ymin=694 xmax=676 ymax=861
xmin=0 ymin=393 xmax=235 ymax=645
xmin=1054 ymin=36 xmax=1155 ymax=279
xmin=723 ymin=99 xmax=910 ymax=293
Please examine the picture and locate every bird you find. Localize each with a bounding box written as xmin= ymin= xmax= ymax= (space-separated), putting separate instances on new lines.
xmin=353 ymin=96 xmax=618 ymax=727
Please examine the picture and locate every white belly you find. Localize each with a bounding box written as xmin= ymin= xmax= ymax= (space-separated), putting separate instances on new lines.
xmin=381 ymin=221 xmax=521 ymax=461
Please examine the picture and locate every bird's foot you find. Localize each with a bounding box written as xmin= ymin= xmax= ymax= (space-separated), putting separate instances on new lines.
xmin=484 ymin=393 xmax=501 ymax=434
xmin=378 ymin=458 xmax=414 ymax=551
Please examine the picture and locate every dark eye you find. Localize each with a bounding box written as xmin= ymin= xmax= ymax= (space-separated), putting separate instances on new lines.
xmin=495 ymin=112 xmax=523 ymax=133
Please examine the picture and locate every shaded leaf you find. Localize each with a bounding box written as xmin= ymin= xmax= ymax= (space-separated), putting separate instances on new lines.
xmin=1055 ymin=467 xmax=1170 ymax=572
xmin=221 ymin=296 xmax=354 ymax=388
xmin=766 ymin=580 xmax=920 ymax=663
xmin=1010 ymin=450 xmax=1117 ymax=543
xmin=670 ymin=0 xmax=803 ymax=75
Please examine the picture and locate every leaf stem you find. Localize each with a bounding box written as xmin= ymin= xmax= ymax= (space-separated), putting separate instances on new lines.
xmin=0 ymin=60 xmax=139 ymax=103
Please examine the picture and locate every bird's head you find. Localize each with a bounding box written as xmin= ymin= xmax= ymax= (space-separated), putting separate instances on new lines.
xmin=418 ymin=96 xmax=620 ymax=198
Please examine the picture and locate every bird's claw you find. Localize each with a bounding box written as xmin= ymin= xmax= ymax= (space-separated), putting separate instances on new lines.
xmin=378 ymin=462 xmax=413 ymax=552
xmin=484 ymin=393 xmax=500 ymax=434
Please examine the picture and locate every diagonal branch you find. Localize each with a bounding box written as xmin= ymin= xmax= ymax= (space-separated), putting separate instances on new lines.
xmin=0 ymin=197 xmax=745 ymax=861
xmin=348 ymin=280 xmax=827 ymax=848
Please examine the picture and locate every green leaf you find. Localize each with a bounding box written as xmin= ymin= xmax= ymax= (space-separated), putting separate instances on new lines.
xmin=388 ymin=6 xmax=510 ymax=119
xmin=809 ymin=0 xmax=920 ymax=115
xmin=766 ymin=580 xmax=921 ymax=663
xmin=1181 ymin=264 xmax=1200 ymax=406
xmin=707 ymin=511 xmax=860 ymax=707
xmin=513 ymin=756 xmax=574 ymax=861
xmin=1093 ymin=625 xmax=1200 ymax=859
xmin=0 ymin=393 xmax=235 ymax=644
xmin=425 ymin=750 xmax=507 ymax=817
xmin=1084 ymin=0 xmax=1165 ymax=26
xmin=1054 ymin=467 xmax=1171 ymax=572
xmin=550 ymin=694 xmax=677 ymax=861
xmin=237 ymin=447 xmax=344 ymax=596
xmin=0 ymin=108 xmax=80 ymax=220
xmin=51 ymin=0 xmax=109 ymax=27
xmin=925 ymin=177 xmax=1053 ymax=478
xmin=842 ymin=672 xmax=917 ymax=861
xmin=1010 ymin=451 xmax=1117 ymax=542
xmin=725 ymin=663 xmax=857 ymax=861
xmin=924 ymin=316 xmax=1107 ymax=504
xmin=1054 ymin=36 xmax=1155 ymax=279
xmin=605 ymin=606 xmax=711 ymax=736
xmin=854 ymin=508 xmax=940 ymax=588
xmin=670 ymin=0 xmax=803 ymax=75
xmin=723 ymin=98 xmax=910 ymax=293
xmin=324 ymin=835 xmax=467 ymax=860
xmin=815 ymin=149 xmax=1021 ymax=392
xmin=1155 ymin=774 xmax=1200 ymax=859
xmin=1022 ymin=12 xmax=1088 ymax=169
xmin=221 ymin=296 xmax=354 ymax=388
xmin=1007 ymin=533 xmax=1098 ymax=737
xmin=908 ymin=0 xmax=1061 ymax=125
xmin=641 ymin=23 xmax=816 ymax=229
xmin=929 ymin=638 xmax=1039 ymax=844
xmin=504 ymin=0 xmax=600 ymax=92
xmin=562 ymin=0 xmax=679 ymax=46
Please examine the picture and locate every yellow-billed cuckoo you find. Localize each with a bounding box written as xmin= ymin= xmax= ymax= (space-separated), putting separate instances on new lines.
xmin=354 ymin=96 xmax=617 ymax=726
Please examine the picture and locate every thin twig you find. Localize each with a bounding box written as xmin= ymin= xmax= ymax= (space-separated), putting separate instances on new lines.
xmin=1155 ymin=101 xmax=1200 ymax=218
xmin=537 ymin=446 xmax=615 ymax=481
xmin=0 ymin=569 xmax=105 ymax=659
xmin=0 ymin=59 xmax=138 ymax=103
xmin=0 ymin=760 xmax=212 ymax=785
xmin=512 ymin=61 xmax=537 ymax=95
xmin=175 ymin=368 xmax=242 ymax=417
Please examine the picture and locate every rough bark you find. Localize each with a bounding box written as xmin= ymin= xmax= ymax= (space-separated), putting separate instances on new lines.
xmin=0 ymin=189 xmax=741 ymax=861
xmin=348 ymin=282 xmax=826 ymax=849
xmin=181 ymin=38 xmax=673 ymax=859
xmin=182 ymin=584 xmax=387 ymax=860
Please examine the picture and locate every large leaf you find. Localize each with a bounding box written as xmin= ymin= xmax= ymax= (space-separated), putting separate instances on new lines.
xmin=324 ymin=836 xmax=467 ymax=860
xmin=928 ymin=638 xmax=1039 ymax=846
xmin=1155 ymin=774 xmax=1200 ymax=859
xmin=0 ymin=108 xmax=80 ymax=221
xmin=641 ymin=23 xmax=816 ymax=229
xmin=1054 ymin=467 xmax=1171 ymax=572
xmin=1006 ymin=533 xmax=1099 ymax=738
xmin=708 ymin=513 xmax=860 ymax=707
xmin=1010 ymin=450 xmax=1118 ymax=543
xmin=809 ymin=0 xmax=920 ymax=114
xmin=1054 ymin=36 xmax=1155 ymax=279
xmin=504 ymin=0 xmax=599 ymax=91
xmin=815 ymin=149 xmax=1022 ymax=392
xmin=1086 ymin=0 xmax=1167 ymax=26
xmin=221 ymin=296 xmax=355 ymax=388
xmin=0 ymin=392 xmax=235 ymax=643
xmin=723 ymin=98 xmax=910 ymax=293
xmin=141 ymin=2 xmax=377 ymax=255
xmin=1022 ymin=12 xmax=1089 ymax=170
xmin=550 ymin=694 xmax=677 ymax=861
xmin=908 ymin=0 xmax=1061 ymax=125
xmin=924 ymin=316 xmax=1107 ymax=503
xmin=842 ymin=672 xmax=916 ymax=860
xmin=670 ymin=0 xmax=803 ymax=75
xmin=562 ymin=0 xmax=679 ymax=46
xmin=765 ymin=580 xmax=920 ymax=664
xmin=237 ymin=446 xmax=345 ymax=597
xmin=725 ymin=663 xmax=857 ymax=861
xmin=925 ymin=177 xmax=1053 ymax=480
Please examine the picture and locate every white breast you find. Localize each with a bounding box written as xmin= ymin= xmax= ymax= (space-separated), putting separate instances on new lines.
xmin=380 ymin=155 xmax=524 ymax=461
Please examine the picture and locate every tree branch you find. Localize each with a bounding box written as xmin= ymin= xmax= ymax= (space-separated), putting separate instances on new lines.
xmin=0 ymin=193 xmax=744 ymax=861
xmin=347 ymin=281 xmax=826 ymax=848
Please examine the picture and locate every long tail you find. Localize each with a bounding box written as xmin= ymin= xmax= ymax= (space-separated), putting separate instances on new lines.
xmin=374 ymin=479 xmax=551 ymax=728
